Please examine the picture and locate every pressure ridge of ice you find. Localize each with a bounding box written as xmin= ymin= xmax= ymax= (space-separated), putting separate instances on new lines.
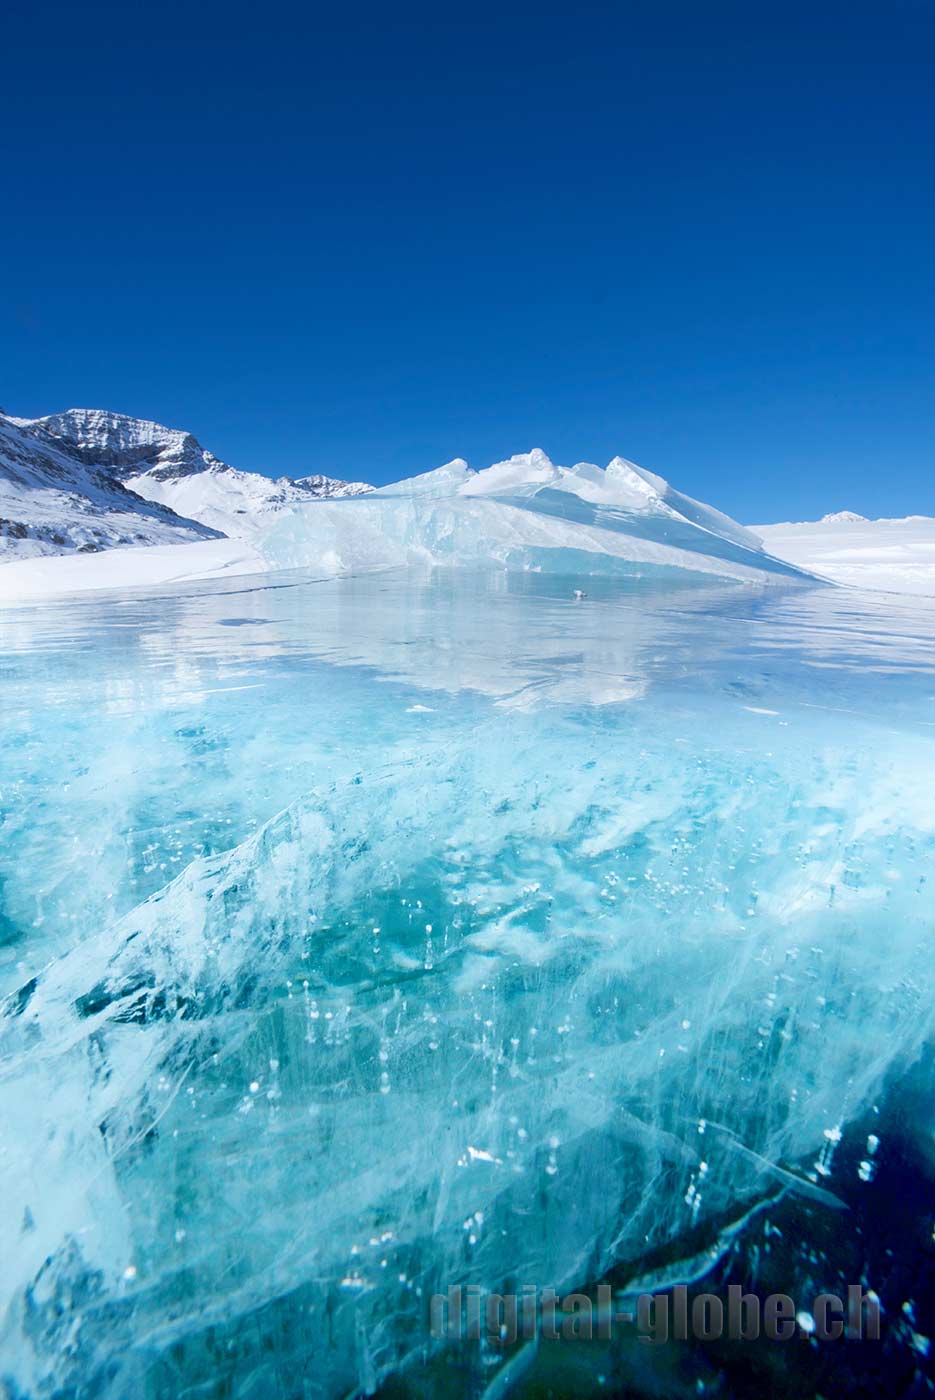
xmin=260 ymin=449 xmax=809 ymax=583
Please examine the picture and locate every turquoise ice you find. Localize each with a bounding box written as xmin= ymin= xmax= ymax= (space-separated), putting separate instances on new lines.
xmin=1 ymin=567 xmax=934 ymax=1396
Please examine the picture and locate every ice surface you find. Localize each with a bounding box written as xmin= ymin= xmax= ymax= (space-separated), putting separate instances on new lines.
xmin=0 ymin=536 xmax=266 ymax=604
xmin=1 ymin=569 xmax=935 ymax=1396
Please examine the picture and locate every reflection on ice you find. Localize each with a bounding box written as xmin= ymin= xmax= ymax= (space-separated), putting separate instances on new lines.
xmin=0 ymin=568 xmax=934 ymax=1396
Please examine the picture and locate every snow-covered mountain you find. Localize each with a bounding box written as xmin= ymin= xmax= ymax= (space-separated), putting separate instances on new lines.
xmin=0 ymin=413 xmax=223 ymax=560
xmin=128 ymin=462 xmax=373 ymax=538
xmin=0 ymin=409 xmax=374 ymax=557
xmin=25 ymin=408 xmax=226 ymax=481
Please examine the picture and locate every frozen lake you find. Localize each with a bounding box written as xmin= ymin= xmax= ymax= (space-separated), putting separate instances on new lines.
xmin=1 ymin=567 xmax=934 ymax=1396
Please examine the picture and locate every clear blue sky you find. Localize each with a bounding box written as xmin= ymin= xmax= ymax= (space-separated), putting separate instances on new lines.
xmin=2 ymin=0 xmax=932 ymax=522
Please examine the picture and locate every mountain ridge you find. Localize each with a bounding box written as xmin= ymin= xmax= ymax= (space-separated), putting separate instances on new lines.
xmin=0 ymin=409 xmax=374 ymax=558
xmin=0 ymin=413 xmax=224 ymax=559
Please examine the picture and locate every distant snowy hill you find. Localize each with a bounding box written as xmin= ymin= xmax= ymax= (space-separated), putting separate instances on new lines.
xmin=0 ymin=409 xmax=373 ymax=557
xmin=0 ymin=412 xmax=223 ymax=560
xmin=754 ymin=514 xmax=935 ymax=594
xmin=820 ymin=510 xmax=868 ymax=524
xmin=128 ymin=462 xmax=373 ymax=538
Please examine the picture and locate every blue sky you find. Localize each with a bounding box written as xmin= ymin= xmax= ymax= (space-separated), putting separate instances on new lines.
xmin=2 ymin=0 xmax=932 ymax=522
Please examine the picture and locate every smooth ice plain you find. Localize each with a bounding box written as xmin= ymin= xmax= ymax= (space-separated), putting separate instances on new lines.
xmin=1 ymin=564 xmax=935 ymax=1397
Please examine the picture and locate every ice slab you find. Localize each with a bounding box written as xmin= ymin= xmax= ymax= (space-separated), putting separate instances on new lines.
xmin=264 ymin=450 xmax=806 ymax=585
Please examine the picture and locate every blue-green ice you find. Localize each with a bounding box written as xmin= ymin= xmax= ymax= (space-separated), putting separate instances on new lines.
xmin=1 ymin=567 xmax=934 ymax=1396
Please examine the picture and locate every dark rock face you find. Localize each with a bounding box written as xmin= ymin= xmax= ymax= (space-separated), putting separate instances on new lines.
xmin=29 ymin=410 xmax=222 ymax=480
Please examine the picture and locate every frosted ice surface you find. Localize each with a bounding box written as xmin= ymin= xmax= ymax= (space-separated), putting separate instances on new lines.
xmin=1 ymin=569 xmax=934 ymax=1396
